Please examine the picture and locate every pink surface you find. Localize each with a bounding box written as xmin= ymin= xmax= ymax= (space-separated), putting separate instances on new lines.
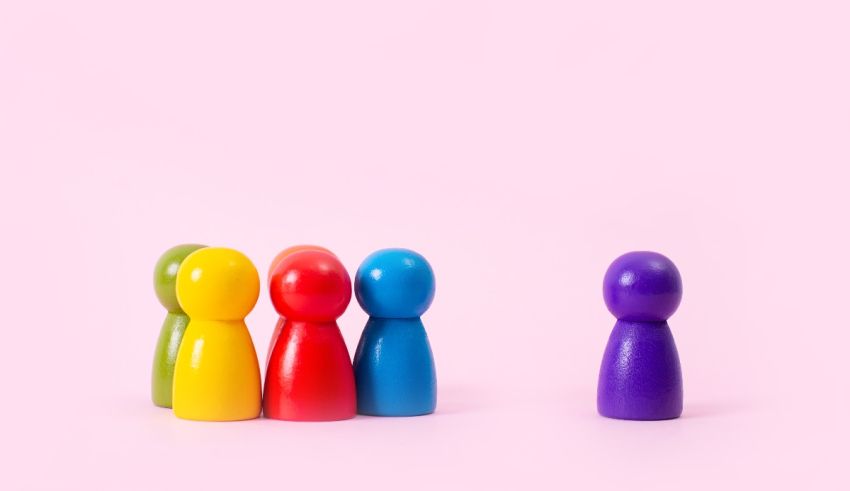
xmin=1 ymin=1 xmax=848 ymax=489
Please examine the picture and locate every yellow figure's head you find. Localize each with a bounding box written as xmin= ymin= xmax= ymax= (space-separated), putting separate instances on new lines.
xmin=176 ymin=247 xmax=260 ymax=320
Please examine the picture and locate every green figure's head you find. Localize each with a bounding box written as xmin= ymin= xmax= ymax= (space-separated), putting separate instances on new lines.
xmin=154 ymin=244 xmax=207 ymax=313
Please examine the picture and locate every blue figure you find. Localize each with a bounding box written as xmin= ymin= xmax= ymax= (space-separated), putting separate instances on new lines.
xmin=353 ymin=248 xmax=436 ymax=416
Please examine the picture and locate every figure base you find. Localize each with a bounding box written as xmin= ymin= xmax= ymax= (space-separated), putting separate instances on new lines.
xmin=357 ymin=407 xmax=435 ymax=417
xmin=597 ymin=408 xmax=681 ymax=421
xmin=263 ymin=412 xmax=356 ymax=422
xmin=173 ymin=411 xmax=260 ymax=422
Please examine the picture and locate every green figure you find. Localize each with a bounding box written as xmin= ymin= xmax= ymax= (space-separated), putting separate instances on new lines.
xmin=152 ymin=244 xmax=206 ymax=408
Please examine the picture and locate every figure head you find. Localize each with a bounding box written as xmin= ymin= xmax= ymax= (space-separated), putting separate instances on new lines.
xmin=176 ymin=247 xmax=260 ymax=320
xmin=153 ymin=244 xmax=206 ymax=313
xmin=267 ymin=245 xmax=334 ymax=283
xmin=355 ymin=248 xmax=435 ymax=318
xmin=269 ymin=250 xmax=351 ymax=322
xmin=603 ymin=251 xmax=682 ymax=322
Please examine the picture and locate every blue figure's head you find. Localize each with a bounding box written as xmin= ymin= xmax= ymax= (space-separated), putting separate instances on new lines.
xmin=603 ymin=251 xmax=682 ymax=322
xmin=355 ymin=248 xmax=435 ymax=318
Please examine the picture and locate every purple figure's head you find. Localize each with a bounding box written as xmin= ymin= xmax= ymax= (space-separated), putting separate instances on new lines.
xmin=603 ymin=251 xmax=682 ymax=322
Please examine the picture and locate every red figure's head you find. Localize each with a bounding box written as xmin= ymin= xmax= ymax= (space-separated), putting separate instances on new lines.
xmin=269 ymin=250 xmax=352 ymax=322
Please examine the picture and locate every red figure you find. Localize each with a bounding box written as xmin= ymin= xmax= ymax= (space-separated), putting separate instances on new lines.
xmin=264 ymin=250 xmax=357 ymax=421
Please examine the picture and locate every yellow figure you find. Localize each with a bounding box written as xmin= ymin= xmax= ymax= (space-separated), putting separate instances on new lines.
xmin=172 ymin=247 xmax=262 ymax=421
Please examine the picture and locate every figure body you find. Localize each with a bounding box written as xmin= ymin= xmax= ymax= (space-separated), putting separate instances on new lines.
xmin=353 ymin=248 xmax=436 ymax=416
xmin=353 ymin=317 xmax=436 ymax=416
xmin=597 ymin=251 xmax=683 ymax=420
xmin=151 ymin=243 xmax=206 ymax=408
xmin=172 ymin=247 xmax=262 ymax=421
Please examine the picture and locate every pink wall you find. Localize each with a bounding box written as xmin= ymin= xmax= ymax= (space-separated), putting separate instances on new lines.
xmin=1 ymin=1 xmax=848 ymax=489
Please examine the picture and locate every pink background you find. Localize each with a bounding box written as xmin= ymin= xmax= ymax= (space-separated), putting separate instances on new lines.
xmin=1 ymin=1 xmax=848 ymax=489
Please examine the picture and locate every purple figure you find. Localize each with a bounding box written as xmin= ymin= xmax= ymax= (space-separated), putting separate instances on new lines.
xmin=598 ymin=251 xmax=683 ymax=420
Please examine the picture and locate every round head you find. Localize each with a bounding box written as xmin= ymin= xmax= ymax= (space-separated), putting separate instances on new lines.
xmin=153 ymin=244 xmax=206 ymax=312
xmin=603 ymin=251 xmax=682 ymax=322
xmin=355 ymin=248 xmax=435 ymax=318
xmin=176 ymin=247 xmax=260 ymax=320
xmin=267 ymin=245 xmax=334 ymax=283
xmin=269 ymin=250 xmax=351 ymax=322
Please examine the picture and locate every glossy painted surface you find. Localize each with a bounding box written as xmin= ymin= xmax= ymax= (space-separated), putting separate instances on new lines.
xmin=151 ymin=312 xmax=189 ymax=408
xmin=176 ymin=247 xmax=260 ymax=321
xmin=355 ymin=248 xmax=435 ymax=318
xmin=598 ymin=251 xmax=683 ymax=420
xmin=265 ymin=320 xmax=357 ymax=421
xmin=353 ymin=318 xmax=436 ymax=416
xmin=173 ymin=320 xmax=262 ymax=421
xmin=264 ymin=250 xmax=356 ymax=421
xmin=266 ymin=316 xmax=285 ymax=368
xmin=267 ymin=244 xmax=333 ymax=283
xmin=265 ymin=245 xmax=334 ymax=367
xmin=603 ymin=251 xmax=682 ymax=322
xmin=151 ymin=243 xmax=206 ymax=408
xmin=172 ymin=247 xmax=262 ymax=421
xmin=353 ymin=248 xmax=437 ymax=416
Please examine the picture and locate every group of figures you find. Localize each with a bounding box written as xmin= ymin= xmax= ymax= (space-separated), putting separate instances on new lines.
xmin=152 ymin=245 xmax=437 ymax=421
xmin=152 ymin=244 xmax=686 ymax=422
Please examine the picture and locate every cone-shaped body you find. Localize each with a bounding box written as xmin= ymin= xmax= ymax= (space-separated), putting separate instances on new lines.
xmin=353 ymin=318 xmax=436 ymax=416
xmin=597 ymin=320 xmax=682 ymax=420
xmin=173 ymin=319 xmax=262 ymax=421
xmin=151 ymin=312 xmax=190 ymax=407
xmin=264 ymin=320 xmax=356 ymax=420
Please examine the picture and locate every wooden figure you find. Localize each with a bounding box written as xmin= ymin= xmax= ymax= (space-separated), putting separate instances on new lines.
xmin=151 ymin=243 xmax=206 ymax=408
xmin=597 ymin=251 xmax=684 ymax=420
xmin=172 ymin=247 xmax=262 ymax=421
xmin=264 ymin=249 xmax=356 ymax=421
xmin=353 ymin=248 xmax=437 ymax=416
